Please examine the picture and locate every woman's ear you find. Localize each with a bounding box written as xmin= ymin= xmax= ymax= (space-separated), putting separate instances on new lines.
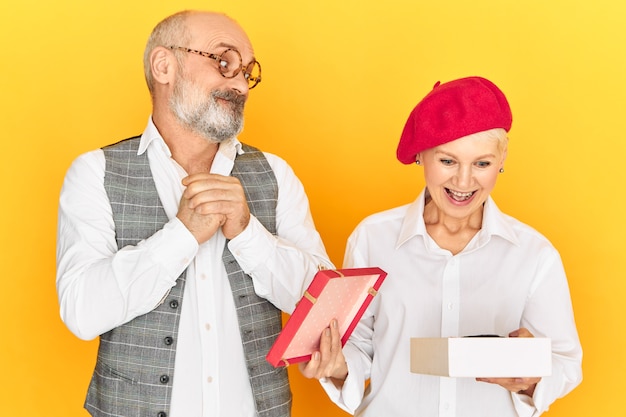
xmin=500 ymin=142 xmax=508 ymax=168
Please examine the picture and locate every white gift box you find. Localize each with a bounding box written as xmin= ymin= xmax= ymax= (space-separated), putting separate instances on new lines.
xmin=410 ymin=337 xmax=552 ymax=377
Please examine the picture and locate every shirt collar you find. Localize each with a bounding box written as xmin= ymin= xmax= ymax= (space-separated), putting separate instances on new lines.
xmin=396 ymin=188 xmax=520 ymax=250
xmin=138 ymin=116 xmax=244 ymax=161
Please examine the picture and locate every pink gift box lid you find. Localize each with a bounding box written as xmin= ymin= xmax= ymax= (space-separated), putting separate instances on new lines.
xmin=266 ymin=267 xmax=387 ymax=367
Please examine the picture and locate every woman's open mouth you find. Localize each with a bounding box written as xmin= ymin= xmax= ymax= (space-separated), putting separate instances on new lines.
xmin=446 ymin=188 xmax=475 ymax=202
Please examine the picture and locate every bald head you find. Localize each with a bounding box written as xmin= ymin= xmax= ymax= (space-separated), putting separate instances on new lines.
xmin=143 ymin=10 xmax=252 ymax=94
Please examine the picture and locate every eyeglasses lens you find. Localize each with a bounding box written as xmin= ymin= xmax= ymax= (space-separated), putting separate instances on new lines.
xmin=244 ymin=62 xmax=261 ymax=88
xmin=216 ymin=49 xmax=242 ymax=77
xmin=217 ymin=50 xmax=260 ymax=88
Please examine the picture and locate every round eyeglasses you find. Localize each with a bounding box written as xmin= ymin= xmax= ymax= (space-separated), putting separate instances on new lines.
xmin=169 ymin=46 xmax=262 ymax=89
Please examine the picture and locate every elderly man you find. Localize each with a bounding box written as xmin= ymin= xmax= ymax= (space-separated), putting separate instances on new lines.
xmin=56 ymin=10 xmax=332 ymax=417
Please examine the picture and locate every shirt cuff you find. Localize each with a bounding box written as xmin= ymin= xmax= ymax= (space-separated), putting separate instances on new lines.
xmin=512 ymin=390 xmax=537 ymax=417
xmin=318 ymin=362 xmax=364 ymax=414
xmin=149 ymin=217 xmax=199 ymax=278
xmin=227 ymin=215 xmax=275 ymax=273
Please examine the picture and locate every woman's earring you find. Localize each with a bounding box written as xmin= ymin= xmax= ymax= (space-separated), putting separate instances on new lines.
xmin=499 ymin=167 xmax=505 ymax=173
xmin=415 ymin=160 xmax=421 ymax=165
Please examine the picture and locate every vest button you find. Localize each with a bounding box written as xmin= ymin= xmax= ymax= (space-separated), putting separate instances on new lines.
xmin=169 ymin=300 xmax=179 ymax=309
xmin=164 ymin=336 xmax=174 ymax=345
xmin=157 ymin=412 xmax=167 ymax=417
xmin=159 ymin=375 xmax=170 ymax=384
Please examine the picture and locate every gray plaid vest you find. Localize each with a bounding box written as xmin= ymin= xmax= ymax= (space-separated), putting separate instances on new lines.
xmin=85 ymin=136 xmax=291 ymax=417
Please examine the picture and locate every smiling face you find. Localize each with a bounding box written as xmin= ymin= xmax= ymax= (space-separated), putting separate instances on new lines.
xmin=419 ymin=128 xmax=508 ymax=222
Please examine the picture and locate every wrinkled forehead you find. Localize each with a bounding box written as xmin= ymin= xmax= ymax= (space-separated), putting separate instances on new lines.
xmin=186 ymin=12 xmax=255 ymax=59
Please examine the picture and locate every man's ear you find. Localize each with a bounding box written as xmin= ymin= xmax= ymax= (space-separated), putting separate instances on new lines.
xmin=150 ymin=46 xmax=176 ymax=86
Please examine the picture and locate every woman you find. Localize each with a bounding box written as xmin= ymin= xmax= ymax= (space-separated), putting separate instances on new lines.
xmin=299 ymin=76 xmax=582 ymax=416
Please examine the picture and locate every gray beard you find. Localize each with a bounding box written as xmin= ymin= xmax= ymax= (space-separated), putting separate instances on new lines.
xmin=169 ymin=75 xmax=246 ymax=143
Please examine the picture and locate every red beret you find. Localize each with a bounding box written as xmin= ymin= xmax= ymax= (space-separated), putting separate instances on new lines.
xmin=396 ymin=76 xmax=512 ymax=164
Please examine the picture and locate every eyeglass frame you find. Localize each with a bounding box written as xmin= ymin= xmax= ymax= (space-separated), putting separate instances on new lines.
xmin=168 ymin=45 xmax=262 ymax=89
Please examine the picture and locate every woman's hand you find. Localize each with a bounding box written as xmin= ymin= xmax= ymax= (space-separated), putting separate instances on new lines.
xmin=298 ymin=319 xmax=349 ymax=388
xmin=475 ymin=328 xmax=541 ymax=396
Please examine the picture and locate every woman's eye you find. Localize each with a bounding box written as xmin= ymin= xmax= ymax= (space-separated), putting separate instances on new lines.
xmin=476 ymin=161 xmax=491 ymax=168
xmin=440 ymin=159 xmax=454 ymax=166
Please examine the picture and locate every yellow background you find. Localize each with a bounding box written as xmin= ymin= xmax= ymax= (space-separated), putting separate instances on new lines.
xmin=1 ymin=0 xmax=624 ymax=416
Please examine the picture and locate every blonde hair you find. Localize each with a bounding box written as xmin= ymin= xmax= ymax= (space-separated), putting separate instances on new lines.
xmin=466 ymin=128 xmax=509 ymax=153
